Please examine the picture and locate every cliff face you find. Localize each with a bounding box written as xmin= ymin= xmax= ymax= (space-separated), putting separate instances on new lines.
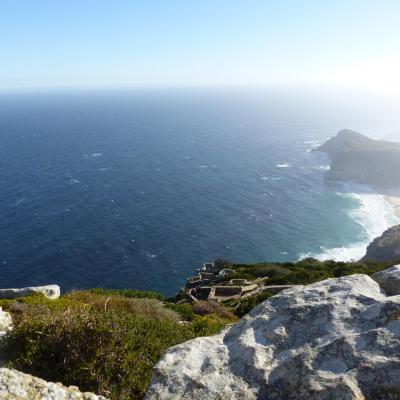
xmin=316 ymin=129 xmax=400 ymax=189
xmin=362 ymin=224 xmax=400 ymax=262
xmin=146 ymin=269 xmax=400 ymax=400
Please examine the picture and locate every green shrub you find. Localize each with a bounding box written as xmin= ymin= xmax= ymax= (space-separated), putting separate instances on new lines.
xmin=235 ymin=291 xmax=274 ymax=317
xmin=165 ymin=303 xmax=194 ymax=321
xmin=88 ymin=288 xmax=164 ymax=300
xmin=3 ymin=290 xmax=234 ymax=400
xmin=191 ymin=314 xmax=234 ymax=336
xmin=192 ymin=301 xmax=235 ymax=320
xmin=66 ymin=291 xmax=179 ymax=322
xmin=5 ymin=307 xmax=195 ymax=400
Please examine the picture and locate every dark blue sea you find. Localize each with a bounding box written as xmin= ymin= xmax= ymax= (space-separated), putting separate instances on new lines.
xmin=0 ymin=88 xmax=399 ymax=295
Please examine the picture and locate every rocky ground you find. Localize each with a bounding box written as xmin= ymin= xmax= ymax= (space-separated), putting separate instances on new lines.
xmin=146 ymin=265 xmax=400 ymax=400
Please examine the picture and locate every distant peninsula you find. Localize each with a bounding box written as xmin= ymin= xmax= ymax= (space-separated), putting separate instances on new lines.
xmin=316 ymin=129 xmax=400 ymax=190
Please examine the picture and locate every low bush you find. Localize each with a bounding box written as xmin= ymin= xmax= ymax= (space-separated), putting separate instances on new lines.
xmin=235 ymin=291 xmax=274 ymax=317
xmin=88 ymin=288 xmax=164 ymax=300
xmin=191 ymin=314 xmax=235 ymax=336
xmin=66 ymin=291 xmax=179 ymax=322
xmin=3 ymin=291 xmax=234 ymax=400
xmin=192 ymin=300 xmax=235 ymax=320
xmin=165 ymin=302 xmax=194 ymax=321
xmin=5 ymin=307 xmax=195 ymax=399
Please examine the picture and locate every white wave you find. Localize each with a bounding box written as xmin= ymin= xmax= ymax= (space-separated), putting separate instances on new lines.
xmin=199 ymin=165 xmax=208 ymax=168
xmin=261 ymin=176 xmax=281 ymax=181
xmin=69 ymin=178 xmax=80 ymax=185
xmin=304 ymin=139 xmax=323 ymax=152
xmin=276 ymin=163 xmax=290 ymax=168
xmin=318 ymin=165 xmax=330 ymax=171
xmin=15 ymin=197 xmax=27 ymax=205
xmin=301 ymin=187 xmax=400 ymax=261
xmin=147 ymin=252 xmax=157 ymax=258
xmin=91 ymin=153 xmax=103 ymax=157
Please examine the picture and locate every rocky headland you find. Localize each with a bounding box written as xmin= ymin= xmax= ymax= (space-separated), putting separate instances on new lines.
xmin=316 ymin=129 xmax=400 ymax=190
xmin=362 ymin=224 xmax=400 ymax=262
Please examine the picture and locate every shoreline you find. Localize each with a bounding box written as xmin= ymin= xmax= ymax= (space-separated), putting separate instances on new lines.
xmin=384 ymin=195 xmax=400 ymax=220
xmin=299 ymin=184 xmax=400 ymax=262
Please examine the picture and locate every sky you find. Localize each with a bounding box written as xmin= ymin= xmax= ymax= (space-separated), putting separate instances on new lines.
xmin=1 ymin=0 xmax=400 ymax=92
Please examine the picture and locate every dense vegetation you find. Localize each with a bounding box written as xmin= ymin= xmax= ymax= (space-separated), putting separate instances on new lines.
xmin=0 ymin=258 xmax=394 ymax=399
xmin=217 ymin=258 xmax=395 ymax=316
xmin=2 ymin=290 xmax=236 ymax=400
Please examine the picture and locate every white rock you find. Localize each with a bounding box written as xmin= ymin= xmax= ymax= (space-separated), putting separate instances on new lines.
xmin=146 ymin=272 xmax=400 ymax=400
xmin=372 ymin=265 xmax=400 ymax=295
xmin=0 ymin=307 xmax=12 ymax=336
xmin=0 ymin=285 xmax=60 ymax=300
xmin=0 ymin=368 xmax=107 ymax=399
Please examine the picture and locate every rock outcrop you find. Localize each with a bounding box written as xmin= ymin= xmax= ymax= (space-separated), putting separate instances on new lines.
xmin=0 ymin=368 xmax=107 ymax=399
xmin=0 ymin=308 xmax=12 ymax=336
xmin=316 ymin=129 xmax=400 ymax=189
xmin=0 ymin=285 xmax=60 ymax=300
xmin=362 ymin=224 xmax=400 ymax=262
xmin=146 ymin=270 xmax=400 ymax=400
xmin=372 ymin=265 xmax=400 ymax=296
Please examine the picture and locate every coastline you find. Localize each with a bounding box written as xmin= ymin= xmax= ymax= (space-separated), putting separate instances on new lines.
xmin=300 ymin=182 xmax=400 ymax=262
xmin=384 ymin=195 xmax=400 ymax=220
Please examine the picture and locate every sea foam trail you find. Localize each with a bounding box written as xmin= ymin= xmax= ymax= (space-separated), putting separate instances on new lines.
xmin=301 ymin=185 xmax=400 ymax=261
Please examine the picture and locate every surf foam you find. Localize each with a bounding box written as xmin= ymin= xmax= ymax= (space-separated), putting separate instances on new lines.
xmin=301 ymin=185 xmax=400 ymax=261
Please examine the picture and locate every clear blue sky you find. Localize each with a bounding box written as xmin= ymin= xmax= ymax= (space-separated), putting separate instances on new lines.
xmin=1 ymin=0 xmax=400 ymax=91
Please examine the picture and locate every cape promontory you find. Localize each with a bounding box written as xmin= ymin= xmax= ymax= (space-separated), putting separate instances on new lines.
xmin=316 ymin=129 xmax=400 ymax=189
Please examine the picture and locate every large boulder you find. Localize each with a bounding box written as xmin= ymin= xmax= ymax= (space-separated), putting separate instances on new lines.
xmin=372 ymin=265 xmax=400 ymax=295
xmin=0 ymin=368 xmax=107 ymax=399
xmin=146 ymin=272 xmax=400 ymax=400
xmin=0 ymin=285 xmax=60 ymax=300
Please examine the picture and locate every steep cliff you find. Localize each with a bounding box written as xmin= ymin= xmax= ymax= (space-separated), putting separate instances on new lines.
xmin=316 ymin=129 xmax=400 ymax=189
xmin=362 ymin=224 xmax=400 ymax=262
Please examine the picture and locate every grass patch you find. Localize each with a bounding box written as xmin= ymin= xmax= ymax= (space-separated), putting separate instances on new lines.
xmin=88 ymin=288 xmax=164 ymax=300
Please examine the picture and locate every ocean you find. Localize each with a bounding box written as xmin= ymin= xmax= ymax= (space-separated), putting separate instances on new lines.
xmin=0 ymin=87 xmax=399 ymax=295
